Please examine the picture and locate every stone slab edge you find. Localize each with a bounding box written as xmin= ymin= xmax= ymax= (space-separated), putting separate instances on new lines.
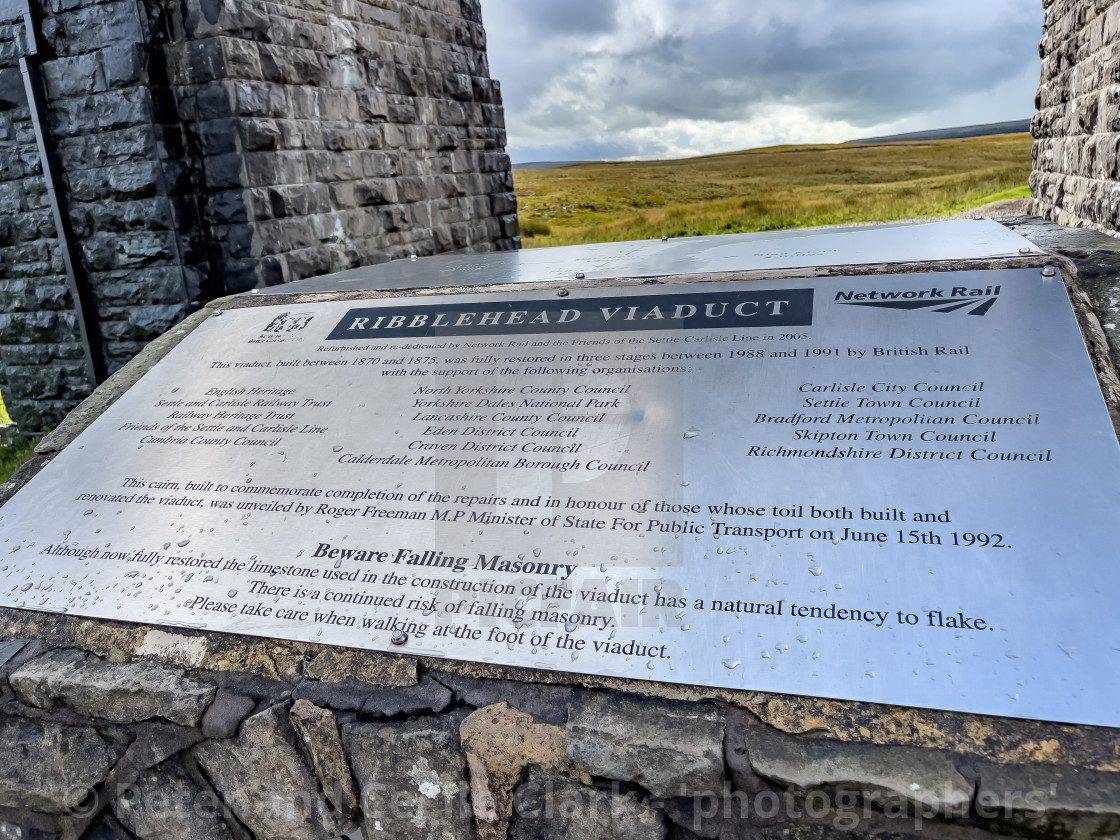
xmin=1 ymin=237 xmax=1119 ymax=773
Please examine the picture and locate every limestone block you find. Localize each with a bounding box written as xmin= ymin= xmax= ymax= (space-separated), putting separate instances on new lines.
xmin=114 ymin=759 xmax=244 ymax=840
xmin=343 ymin=710 xmax=475 ymax=840
xmin=193 ymin=703 xmax=349 ymax=840
xmin=0 ymin=716 xmax=126 ymax=813
xmin=509 ymin=767 xmax=666 ymax=840
xmin=288 ymin=699 xmax=359 ymax=822
xmin=975 ymin=760 xmax=1120 ymax=836
xmin=10 ymin=647 xmax=216 ymax=725
xmin=460 ymin=702 xmax=566 ymax=840
xmin=200 ymin=688 xmax=255 ymax=740
xmin=566 ymin=693 xmax=726 ymax=799
xmin=726 ymin=711 xmax=971 ymax=817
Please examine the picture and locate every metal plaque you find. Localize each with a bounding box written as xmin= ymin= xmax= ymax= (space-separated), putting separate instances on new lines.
xmin=269 ymin=219 xmax=1042 ymax=295
xmin=3 ymin=267 xmax=1120 ymax=726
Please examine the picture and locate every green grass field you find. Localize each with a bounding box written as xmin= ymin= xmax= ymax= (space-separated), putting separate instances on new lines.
xmin=0 ymin=390 xmax=37 ymax=485
xmin=514 ymin=133 xmax=1032 ymax=248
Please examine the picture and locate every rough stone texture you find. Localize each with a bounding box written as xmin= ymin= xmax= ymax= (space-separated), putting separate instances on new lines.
xmin=301 ymin=645 xmax=417 ymax=686
xmin=344 ymin=710 xmax=476 ymax=840
xmin=288 ymin=699 xmax=359 ymax=824
xmin=113 ymin=759 xmax=246 ymax=840
xmin=460 ymin=702 xmax=567 ymax=840
xmin=0 ymin=56 xmax=94 ymax=431
xmin=193 ymin=703 xmax=351 ymax=840
xmin=972 ymin=760 xmax=1120 ymax=836
xmin=9 ymin=647 xmax=216 ymax=725
xmin=508 ymin=767 xmax=666 ymax=840
xmin=567 ymin=693 xmax=726 ymax=798
xmin=292 ymin=672 xmax=451 ymax=714
xmin=727 ymin=709 xmax=972 ymax=817
xmin=1030 ymin=0 xmax=1120 ymax=236
xmin=104 ymin=720 xmax=204 ymax=792
xmin=437 ymin=672 xmax=575 ymax=725
xmin=200 ymin=688 xmax=255 ymax=740
xmin=0 ymin=716 xmax=126 ymax=813
xmin=0 ymin=0 xmax=517 ymax=431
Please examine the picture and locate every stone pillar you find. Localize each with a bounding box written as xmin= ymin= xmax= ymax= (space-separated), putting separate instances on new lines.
xmin=1030 ymin=0 xmax=1120 ymax=234
xmin=0 ymin=9 xmax=96 ymax=431
xmin=0 ymin=0 xmax=518 ymax=432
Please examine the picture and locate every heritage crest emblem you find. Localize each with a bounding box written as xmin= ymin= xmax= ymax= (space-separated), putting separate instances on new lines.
xmin=263 ymin=312 xmax=315 ymax=332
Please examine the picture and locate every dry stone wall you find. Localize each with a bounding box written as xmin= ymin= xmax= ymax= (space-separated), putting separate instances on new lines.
xmin=0 ymin=0 xmax=517 ymax=432
xmin=1030 ymin=0 xmax=1120 ymax=234
xmin=0 ymin=618 xmax=1119 ymax=840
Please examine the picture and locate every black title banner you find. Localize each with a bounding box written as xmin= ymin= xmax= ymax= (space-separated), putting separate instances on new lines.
xmin=327 ymin=288 xmax=814 ymax=340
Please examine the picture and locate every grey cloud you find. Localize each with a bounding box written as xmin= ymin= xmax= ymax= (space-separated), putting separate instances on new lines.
xmin=485 ymin=0 xmax=1042 ymax=160
xmin=499 ymin=0 xmax=619 ymax=36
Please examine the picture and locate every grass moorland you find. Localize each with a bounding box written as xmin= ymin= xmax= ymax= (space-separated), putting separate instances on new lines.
xmin=514 ymin=133 xmax=1032 ymax=248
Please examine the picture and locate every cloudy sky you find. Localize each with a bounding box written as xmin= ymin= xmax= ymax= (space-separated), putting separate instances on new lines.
xmin=482 ymin=0 xmax=1042 ymax=163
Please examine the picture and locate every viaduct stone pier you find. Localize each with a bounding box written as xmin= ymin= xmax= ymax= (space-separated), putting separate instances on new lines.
xmin=0 ymin=0 xmax=518 ymax=431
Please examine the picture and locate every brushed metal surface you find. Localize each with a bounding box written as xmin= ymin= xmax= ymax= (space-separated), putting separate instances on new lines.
xmin=3 ymin=267 xmax=1118 ymax=726
xmin=266 ymin=219 xmax=1042 ymax=294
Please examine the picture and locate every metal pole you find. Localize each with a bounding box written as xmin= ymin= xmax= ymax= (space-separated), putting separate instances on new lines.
xmin=17 ymin=1 xmax=106 ymax=385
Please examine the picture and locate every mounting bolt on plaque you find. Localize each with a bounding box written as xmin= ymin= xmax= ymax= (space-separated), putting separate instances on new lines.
xmin=250 ymin=289 xmax=260 ymax=295
xmin=1041 ymin=266 xmax=1057 ymax=277
xmin=391 ymin=630 xmax=408 ymax=645
xmin=1019 ymin=247 xmax=1032 ymax=255
xmin=556 ymin=288 xmax=570 ymax=297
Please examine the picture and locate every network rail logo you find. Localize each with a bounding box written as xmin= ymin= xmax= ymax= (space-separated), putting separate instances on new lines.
xmin=834 ymin=283 xmax=1001 ymax=316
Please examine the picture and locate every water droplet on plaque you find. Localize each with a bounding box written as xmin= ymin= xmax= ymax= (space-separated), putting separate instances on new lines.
xmin=776 ymin=643 xmax=789 ymax=653
xmin=647 ymin=661 xmax=655 ymax=670
xmin=564 ymin=620 xmax=576 ymax=632
xmin=83 ymin=509 xmax=93 ymax=516
xmin=834 ymin=583 xmax=843 ymax=590
xmin=722 ymin=658 xmax=741 ymax=669
xmin=723 ymin=635 xmax=731 ymax=643
xmin=683 ymin=429 xmax=699 ymax=439
xmin=865 ymin=670 xmax=876 ymax=678
xmin=532 ymin=548 xmax=541 ymax=558
xmin=809 ymin=566 xmax=822 ymax=576
xmin=797 ymin=635 xmax=808 ymax=643
xmin=177 ymin=540 xmax=189 ymax=547
xmin=571 ymin=651 xmax=579 ymax=661
xmin=203 ymin=575 xmax=214 ymax=582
